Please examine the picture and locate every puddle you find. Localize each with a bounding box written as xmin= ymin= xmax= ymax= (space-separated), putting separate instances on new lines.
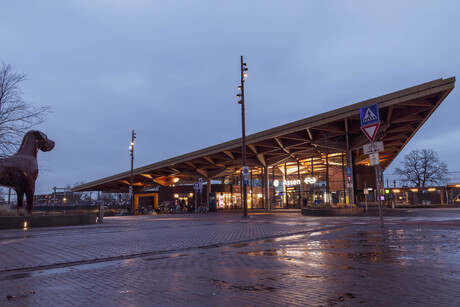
xmin=3 ymin=272 xmax=31 ymax=280
xmin=211 ymin=278 xmax=276 ymax=292
xmin=144 ymin=254 xmax=188 ymax=261
xmin=238 ymin=249 xmax=284 ymax=256
xmin=0 ymin=238 xmax=28 ymax=245
xmin=230 ymin=238 xmax=276 ymax=248
xmin=310 ymin=228 xmax=344 ymax=237
xmin=238 ymin=248 xmax=387 ymax=263
xmin=1 ymin=259 xmax=131 ymax=281
xmin=200 ymin=244 xmax=221 ymax=249
xmin=300 ymin=275 xmax=324 ymax=279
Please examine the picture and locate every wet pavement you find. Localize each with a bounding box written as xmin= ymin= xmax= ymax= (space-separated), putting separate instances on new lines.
xmin=1 ymin=208 xmax=460 ymax=306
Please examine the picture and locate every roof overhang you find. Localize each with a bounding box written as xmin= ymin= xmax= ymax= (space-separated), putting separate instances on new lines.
xmin=73 ymin=77 xmax=455 ymax=193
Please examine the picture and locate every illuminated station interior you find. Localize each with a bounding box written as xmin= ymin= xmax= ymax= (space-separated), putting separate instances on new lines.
xmin=73 ymin=77 xmax=455 ymax=211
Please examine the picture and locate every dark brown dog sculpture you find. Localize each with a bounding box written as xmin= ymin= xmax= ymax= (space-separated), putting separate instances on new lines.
xmin=0 ymin=131 xmax=55 ymax=213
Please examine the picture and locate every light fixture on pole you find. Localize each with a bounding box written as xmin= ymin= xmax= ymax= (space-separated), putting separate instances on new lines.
xmin=237 ymin=56 xmax=249 ymax=217
xmin=129 ymin=129 xmax=136 ymax=211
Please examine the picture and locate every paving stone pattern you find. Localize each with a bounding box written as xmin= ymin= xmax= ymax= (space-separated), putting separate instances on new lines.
xmin=1 ymin=210 xmax=460 ymax=306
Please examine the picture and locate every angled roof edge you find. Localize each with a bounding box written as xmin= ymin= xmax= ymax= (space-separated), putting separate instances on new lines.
xmin=73 ymin=77 xmax=455 ymax=192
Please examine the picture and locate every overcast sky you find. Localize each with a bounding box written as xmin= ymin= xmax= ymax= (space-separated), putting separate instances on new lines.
xmin=1 ymin=0 xmax=459 ymax=194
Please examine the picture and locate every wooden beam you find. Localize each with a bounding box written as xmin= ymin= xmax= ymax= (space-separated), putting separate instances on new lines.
xmin=386 ymin=105 xmax=394 ymax=123
xmin=387 ymin=123 xmax=416 ymax=133
xmin=185 ymin=161 xmax=197 ymax=168
xmin=312 ymin=123 xmax=344 ymax=134
xmin=248 ymin=144 xmax=258 ymax=154
xmin=256 ymin=153 xmax=266 ymax=167
xmin=275 ymin=137 xmax=293 ymax=157
xmin=223 ymin=150 xmax=235 ymax=160
xmin=280 ymin=131 xmax=311 ymax=141
xmin=266 ymin=155 xmax=296 ymax=167
xmin=168 ymin=166 xmax=180 ymax=173
xmin=392 ymin=113 xmax=425 ymax=124
xmin=306 ymin=128 xmax=313 ymax=141
xmin=196 ymin=169 xmax=208 ymax=177
xmin=310 ymin=140 xmax=347 ymax=151
xmin=203 ymin=156 xmax=215 ymax=165
xmin=140 ymin=174 xmax=153 ymax=179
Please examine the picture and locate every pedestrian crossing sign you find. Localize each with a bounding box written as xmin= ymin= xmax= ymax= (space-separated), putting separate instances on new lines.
xmin=360 ymin=103 xmax=380 ymax=127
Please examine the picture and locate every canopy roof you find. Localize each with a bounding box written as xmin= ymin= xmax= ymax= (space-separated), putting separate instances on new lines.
xmin=74 ymin=77 xmax=455 ymax=193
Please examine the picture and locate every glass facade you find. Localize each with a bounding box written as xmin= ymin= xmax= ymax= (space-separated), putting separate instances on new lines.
xmin=220 ymin=152 xmax=349 ymax=210
xmin=156 ymin=153 xmax=351 ymax=210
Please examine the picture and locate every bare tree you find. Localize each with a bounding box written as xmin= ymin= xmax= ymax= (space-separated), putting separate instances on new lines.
xmin=71 ymin=181 xmax=93 ymax=201
xmin=0 ymin=62 xmax=50 ymax=155
xmin=395 ymin=149 xmax=449 ymax=187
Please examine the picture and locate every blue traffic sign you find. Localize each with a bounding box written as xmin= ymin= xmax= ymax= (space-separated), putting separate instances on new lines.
xmin=193 ymin=182 xmax=199 ymax=191
xmin=360 ymin=103 xmax=380 ymax=127
xmin=346 ymin=167 xmax=352 ymax=177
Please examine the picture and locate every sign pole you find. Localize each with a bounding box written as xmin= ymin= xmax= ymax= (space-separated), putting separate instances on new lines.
xmin=376 ymin=166 xmax=384 ymax=228
xmin=350 ymin=193 xmax=352 ymax=216
xmin=364 ymin=181 xmax=368 ymax=213
xmin=360 ymin=103 xmax=384 ymax=228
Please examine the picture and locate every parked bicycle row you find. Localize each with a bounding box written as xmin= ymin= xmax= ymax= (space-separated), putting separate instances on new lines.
xmin=112 ymin=201 xmax=209 ymax=216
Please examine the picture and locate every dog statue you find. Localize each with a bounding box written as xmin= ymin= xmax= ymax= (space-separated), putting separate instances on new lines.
xmin=0 ymin=131 xmax=55 ymax=213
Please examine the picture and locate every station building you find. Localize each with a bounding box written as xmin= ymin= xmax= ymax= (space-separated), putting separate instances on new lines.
xmin=73 ymin=77 xmax=455 ymax=211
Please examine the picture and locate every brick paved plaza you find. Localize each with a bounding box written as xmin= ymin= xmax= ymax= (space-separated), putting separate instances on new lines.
xmin=1 ymin=209 xmax=460 ymax=306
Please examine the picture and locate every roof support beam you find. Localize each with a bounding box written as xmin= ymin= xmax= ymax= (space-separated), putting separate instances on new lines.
xmin=248 ymin=144 xmax=258 ymax=155
xmin=223 ymin=150 xmax=235 ymax=160
xmin=275 ymin=137 xmax=297 ymax=160
xmin=178 ymin=171 xmax=202 ymax=178
xmin=266 ymin=155 xmax=296 ymax=167
xmin=256 ymin=154 xmax=266 ymax=167
xmin=185 ymin=162 xmax=197 ymax=168
xmin=306 ymin=128 xmax=313 ymax=141
xmin=386 ymin=105 xmax=394 ymax=122
xmin=168 ymin=166 xmax=181 ymax=174
xmin=140 ymin=174 xmax=153 ymax=179
xmin=310 ymin=140 xmax=347 ymax=151
xmin=203 ymin=156 xmax=215 ymax=165
xmin=196 ymin=169 xmax=208 ymax=178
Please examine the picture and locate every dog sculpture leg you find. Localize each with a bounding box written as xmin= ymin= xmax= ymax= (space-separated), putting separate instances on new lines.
xmin=16 ymin=189 xmax=24 ymax=210
xmin=26 ymin=186 xmax=35 ymax=214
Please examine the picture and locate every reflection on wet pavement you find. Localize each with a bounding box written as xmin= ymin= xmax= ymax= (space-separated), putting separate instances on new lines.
xmin=2 ymin=211 xmax=460 ymax=306
xmin=216 ymin=225 xmax=460 ymax=305
xmin=211 ymin=278 xmax=277 ymax=293
xmin=234 ymin=227 xmax=460 ymax=268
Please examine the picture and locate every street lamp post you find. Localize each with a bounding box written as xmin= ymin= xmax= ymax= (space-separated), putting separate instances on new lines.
xmin=237 ymin=56 xmax=249 ymax=217
xmin=129 ymin=129 xmax=136 ymax=211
